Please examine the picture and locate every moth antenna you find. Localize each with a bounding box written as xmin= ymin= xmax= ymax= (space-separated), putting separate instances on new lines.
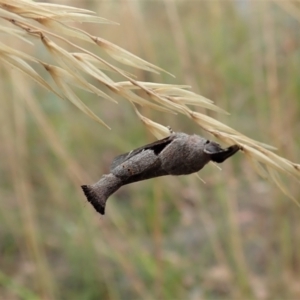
xmin=167 ymin=126 xmax=173 ymax=134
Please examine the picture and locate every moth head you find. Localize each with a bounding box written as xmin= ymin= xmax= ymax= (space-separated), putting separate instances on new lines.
xmin=203 ymin=140 xmax=223 ymax=154
xmin=204 ymin=140 xmax=240 ymax=163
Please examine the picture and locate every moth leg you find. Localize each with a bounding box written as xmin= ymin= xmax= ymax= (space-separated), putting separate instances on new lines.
xmin=167 ymin=126 xmax=173 ymax=134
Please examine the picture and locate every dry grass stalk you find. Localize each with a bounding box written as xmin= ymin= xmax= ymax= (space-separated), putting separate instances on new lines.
xmin=0 ymin=0 xmax=299 ymax=203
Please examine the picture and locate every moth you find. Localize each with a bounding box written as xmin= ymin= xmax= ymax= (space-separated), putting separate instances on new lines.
xmin=81 ymin=131 xmax=240 ymax=215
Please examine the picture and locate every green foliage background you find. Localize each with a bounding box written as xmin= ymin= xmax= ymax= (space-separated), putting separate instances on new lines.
xmin=1 ymin=1 xmax=300 ymax=299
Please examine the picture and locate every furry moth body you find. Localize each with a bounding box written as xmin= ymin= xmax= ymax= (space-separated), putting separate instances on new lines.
xmin=81 ymin=132 xmax=240 ymax=215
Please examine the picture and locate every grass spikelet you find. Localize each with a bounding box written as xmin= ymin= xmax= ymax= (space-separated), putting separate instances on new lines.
xmin=72 ymin=53 xmax=134 ymax=77
xmin=45 ymin=64 xmax=110 ymax=129
xmin=132 ymin=106 xmax=170 ymax=139
xmin=267 ymin=167 xmax=300 ymax=207
xmin=116 ymin=88 xmax=175 ymax=114
xmin=93 ymin=36 xmax=174 ymax=76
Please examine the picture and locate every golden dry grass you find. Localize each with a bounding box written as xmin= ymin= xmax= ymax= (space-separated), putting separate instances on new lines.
xmin=1 ymin=1 xmax=300 ymax=299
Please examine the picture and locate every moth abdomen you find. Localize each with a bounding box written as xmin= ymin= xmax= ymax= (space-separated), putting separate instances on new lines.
xmin=81 ymin=174 xmax=123 ymax=215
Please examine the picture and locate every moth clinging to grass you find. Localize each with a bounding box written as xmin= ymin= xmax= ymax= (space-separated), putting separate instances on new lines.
xmin=81 ymin=130 xmax=240 ymax=215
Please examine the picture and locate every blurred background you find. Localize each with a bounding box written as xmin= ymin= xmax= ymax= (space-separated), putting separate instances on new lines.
xmin=1 ymin=0 xmax=300 ymax=299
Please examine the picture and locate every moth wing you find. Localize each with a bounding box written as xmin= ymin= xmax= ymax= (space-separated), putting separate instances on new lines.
xmin=110 ymin=153 xmax=129 ymax=171
xmin=110 ymin=135 xmax=175 ymax=171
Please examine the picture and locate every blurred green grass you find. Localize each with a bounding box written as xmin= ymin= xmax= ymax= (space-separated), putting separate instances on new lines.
xmin=1 ymin=1 xmax=300 ymax=299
